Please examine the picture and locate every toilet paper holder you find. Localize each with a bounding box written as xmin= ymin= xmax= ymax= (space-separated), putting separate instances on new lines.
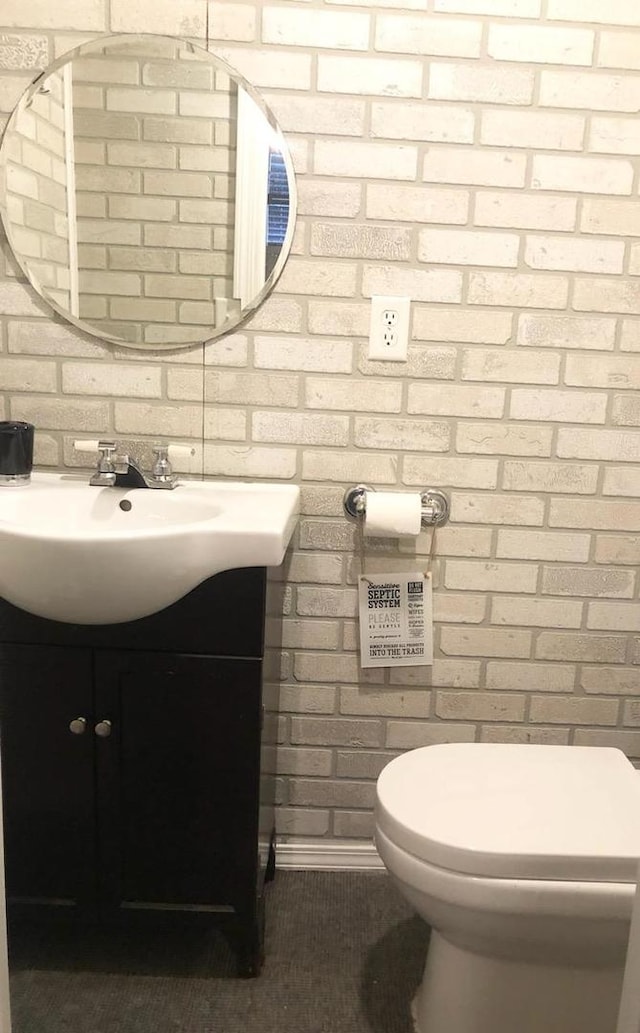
xmin=342 ymin=484 xmax=450 ymax=528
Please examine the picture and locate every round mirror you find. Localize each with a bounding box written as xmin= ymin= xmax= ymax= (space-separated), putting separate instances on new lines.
xmin=0 ymin=34 xmax=296 ymax=349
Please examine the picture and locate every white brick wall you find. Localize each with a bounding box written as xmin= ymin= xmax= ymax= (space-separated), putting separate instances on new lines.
xmin=428 ymin=62 xmax=534 ymax=106
xmin=487 ymin=24 xmax=594 ymax=65
xmin=475 ymin=191 xmax=577 ymax=231
xmin=1 ymin=3 xmax=640 ymax=846
xmin=480 ymin=110 xmax=585 ymax=150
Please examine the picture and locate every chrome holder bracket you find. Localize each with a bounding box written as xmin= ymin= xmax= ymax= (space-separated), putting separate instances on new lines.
xmin=342 ymin=484 xmax=450 ymax=528
xmin=343 ymin=484 xmax=370 ymax=521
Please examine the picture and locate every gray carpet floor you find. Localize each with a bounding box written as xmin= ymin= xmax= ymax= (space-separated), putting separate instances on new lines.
xmin=8 ymin=870 xmax=431 ymax=1033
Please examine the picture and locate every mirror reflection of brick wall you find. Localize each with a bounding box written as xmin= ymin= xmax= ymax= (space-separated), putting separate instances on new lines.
xmin=73 ymin=41 xmax=236 ymax=346
xmin=4 ymin=70 xmax=71 ymax=312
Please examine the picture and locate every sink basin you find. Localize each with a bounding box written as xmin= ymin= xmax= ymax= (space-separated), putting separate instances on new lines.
xmin=0 ymin=472 xmax=300 ymax=624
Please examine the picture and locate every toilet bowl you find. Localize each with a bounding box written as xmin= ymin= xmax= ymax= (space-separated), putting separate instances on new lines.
xmin=374 ymin=743 xmax=640 ymax=1033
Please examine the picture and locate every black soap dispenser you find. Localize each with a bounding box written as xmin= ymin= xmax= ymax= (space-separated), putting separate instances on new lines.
xmin=0 ymin=421 xmax=34 ymax=485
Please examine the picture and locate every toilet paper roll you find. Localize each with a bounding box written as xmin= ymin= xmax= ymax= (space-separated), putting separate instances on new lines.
xmin=364 ymin=492 xmax=423 ymax=538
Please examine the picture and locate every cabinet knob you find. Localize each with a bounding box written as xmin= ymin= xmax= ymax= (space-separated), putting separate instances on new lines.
xmin=94 ymin=719 xmax=112 ymax=738
xmin=69 ymin=717 xmax=87 ymax=735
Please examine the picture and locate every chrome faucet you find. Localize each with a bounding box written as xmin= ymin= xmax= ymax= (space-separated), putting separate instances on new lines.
xmin=89 ymin=441 xmax=178 ymax=490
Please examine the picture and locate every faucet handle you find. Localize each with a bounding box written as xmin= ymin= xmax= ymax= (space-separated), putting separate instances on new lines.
xmin=97 ymin=440 xmax=117 ymax=458
xmin=96 ymin=440 xmax=118 ymax=472
xmin=89 ymin=440 xmax=118 ymax=486
xmin=152 ymin=443 xmax=169 ymax=461
xmin=151 ymin=443 xmax=175 ymax=485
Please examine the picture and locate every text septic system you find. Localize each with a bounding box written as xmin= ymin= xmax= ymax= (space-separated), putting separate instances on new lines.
xmin=367 ymin=585 xmax=401 ymax=608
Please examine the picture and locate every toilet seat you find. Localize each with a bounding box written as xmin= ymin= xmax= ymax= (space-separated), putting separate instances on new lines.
xmin=376 ymin=825 xmax=636 ymax=923
xmin=376 ymin=743 xmax=640 ymax=883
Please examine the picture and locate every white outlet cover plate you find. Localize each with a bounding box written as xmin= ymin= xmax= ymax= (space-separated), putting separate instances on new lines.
xmin=369 ymin=295 xmax=410 ymax=361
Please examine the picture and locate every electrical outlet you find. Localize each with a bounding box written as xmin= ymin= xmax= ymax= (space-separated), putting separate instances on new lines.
xmin=368 ymin=295 xmax=410 ymax=361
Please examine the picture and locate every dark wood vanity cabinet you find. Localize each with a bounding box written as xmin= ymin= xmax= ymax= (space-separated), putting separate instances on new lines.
xmin=0 ymin=567 xmax=281 ymax=976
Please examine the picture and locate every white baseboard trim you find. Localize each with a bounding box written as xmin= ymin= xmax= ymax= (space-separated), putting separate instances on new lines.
xmin=276 ymin=839 xmax=385 ymax=872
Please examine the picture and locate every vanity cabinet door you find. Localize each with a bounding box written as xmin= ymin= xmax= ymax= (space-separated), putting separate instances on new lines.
xmin=94 ymin=651 xmax=263 ymax=915
xmin=0 ymin=644 xmax=96 ymax=913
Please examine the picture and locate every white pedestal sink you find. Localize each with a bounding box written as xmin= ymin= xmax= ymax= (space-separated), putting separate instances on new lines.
xmin=0 ymin=472 xmax=300 ymax=624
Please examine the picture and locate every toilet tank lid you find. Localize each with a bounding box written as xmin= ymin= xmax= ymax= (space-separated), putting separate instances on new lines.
xmin=375 ymin=743 xmax=640 ymax=883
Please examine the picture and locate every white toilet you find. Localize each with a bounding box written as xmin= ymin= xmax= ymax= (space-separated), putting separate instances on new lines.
xmin=375 ymin=742 xmax=640 ymax=1033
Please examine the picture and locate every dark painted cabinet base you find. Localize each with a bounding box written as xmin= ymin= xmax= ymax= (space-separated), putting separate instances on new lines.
xmin=0 ymin=568 xmax=281 ymax=977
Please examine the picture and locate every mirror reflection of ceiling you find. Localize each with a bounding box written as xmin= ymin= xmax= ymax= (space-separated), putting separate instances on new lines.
xmin=0 ymin=34 xmax=296 ymax=349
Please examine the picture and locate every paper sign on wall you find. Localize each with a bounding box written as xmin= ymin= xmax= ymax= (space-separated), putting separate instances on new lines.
xmin=358 ymin=571 xmax=433 ymax=668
